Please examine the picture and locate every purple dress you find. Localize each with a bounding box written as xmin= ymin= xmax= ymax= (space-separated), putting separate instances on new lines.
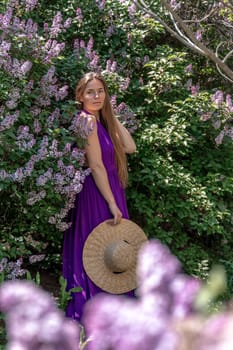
xmin=62 ymin=119 xmax=131 ymax=321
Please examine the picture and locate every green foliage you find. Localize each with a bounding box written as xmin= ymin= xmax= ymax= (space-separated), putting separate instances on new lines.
xmin=58 ymin=275 xmax=82 ymax=311
xmin=127 ymin=47 xmax=233 ymax=276
xmin=1 ymin=0 xmax=233 ymax=290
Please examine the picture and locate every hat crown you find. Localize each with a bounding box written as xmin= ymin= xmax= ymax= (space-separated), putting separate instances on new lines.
xmin=104 ymin=240 xmax=135 ymax=273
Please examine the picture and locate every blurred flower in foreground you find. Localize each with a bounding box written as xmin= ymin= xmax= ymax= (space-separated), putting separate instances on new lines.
xmin=82 ymin=239 xmax=201 ymax=350
xmin=0 ymin=240 xmax=229 ymax=350
xmin=0 ymin=280 xmax=80 ymax=350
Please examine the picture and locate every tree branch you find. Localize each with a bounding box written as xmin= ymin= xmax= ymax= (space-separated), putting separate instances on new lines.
xmin=134 ymin=0 xmax=233 ymax=83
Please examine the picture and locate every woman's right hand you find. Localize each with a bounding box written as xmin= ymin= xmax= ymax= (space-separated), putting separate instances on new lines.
xmin=108 ymin=202 xmax=122 ymax=225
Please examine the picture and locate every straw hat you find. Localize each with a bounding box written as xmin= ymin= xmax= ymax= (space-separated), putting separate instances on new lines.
xmin=82 ymin=218 xmax=148 ymax=294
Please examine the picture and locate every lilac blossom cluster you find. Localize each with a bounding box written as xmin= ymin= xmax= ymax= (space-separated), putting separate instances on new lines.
xmin=82 ymin=239 xmax=201 ymax=350
xmin=0 ymin=258 xmax=27 ymax=280
xmin=1 ymin=240 xmax=233 ymax=349
xmin=72 ymin=35 xmax=101 ymax=72
xmin=0 ymin=1 xmax=139 ymax=234
xmin=184 ymin=65 xmax=233 ymax=146
xmin=82 ymin=239 xmax=233 ymax=350
xmin=69 ymin=111 xmax=95 ymax=138
xmin=0 ymin=280 xmax=81 ymax=350
xmin=112 ymin=100 xmax=139 ymax=133
xmin=201 ymin=90 xmax=233 ymax=145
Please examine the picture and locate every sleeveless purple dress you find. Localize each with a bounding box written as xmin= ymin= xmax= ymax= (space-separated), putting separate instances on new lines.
xmin=62 ymin=119 xmax=132 ymax=321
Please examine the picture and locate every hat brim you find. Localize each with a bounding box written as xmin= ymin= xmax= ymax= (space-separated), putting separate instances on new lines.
xmin=82 ymin=219 xmax=148 ymax=294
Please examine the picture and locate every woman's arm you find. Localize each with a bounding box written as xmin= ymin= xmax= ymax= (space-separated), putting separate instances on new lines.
xmin=115 ymin=118 xmax=136 ymax=154
xmin=85 ymin=118 xmax=122 ymax=224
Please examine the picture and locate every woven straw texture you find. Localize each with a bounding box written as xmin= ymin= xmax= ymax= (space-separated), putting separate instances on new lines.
xmin=82 ymin=218 xmax=147 ymax=294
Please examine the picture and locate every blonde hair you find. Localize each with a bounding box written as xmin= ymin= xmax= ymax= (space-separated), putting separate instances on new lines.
xmin=75 ymin=72 xmax=128 ymax=187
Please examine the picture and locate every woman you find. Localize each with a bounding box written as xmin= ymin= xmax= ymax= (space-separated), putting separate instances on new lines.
xmin=62 ymin=72 xmax=136 ymax=321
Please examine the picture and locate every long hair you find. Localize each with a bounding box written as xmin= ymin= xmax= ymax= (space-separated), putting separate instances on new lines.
xmin=75 ymin=72 xmax=128 ymax=187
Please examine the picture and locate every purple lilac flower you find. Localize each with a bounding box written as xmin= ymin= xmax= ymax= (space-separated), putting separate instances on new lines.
xmin=43 ymin=22 xmax=49 ymax=32
xmin=50 ymin=11 xmax=63 ymax=38
xmin=190 ymin=84 xmax=200 ymax=96
xmin=2 ymin=258 xmax=27 ymax=280
xmin=120 ymin=77 xmax=130 ymax=91
xmin=95 ymin=0 xmax=106 ymax=10
xmin=185 ymin=64 xmax=193 ymax=73
xmin=0 ymin=280 xmax=80 ymax=350
xmin=110 ymin=95 xmax=117 ymax=109
xmin=24 ymin=0 xmax=38 ymax=12
xmin=33 ymin=118 xmax=41 ymax=133
xmin=7 ymin=0 xmax=20 ymax=8
xmin=226 ymin=94 xmax=233 ymax=112
xmin=84 ymin=296 xmax=174 ymax=350
xmin=43 ymin=40 xmax=65 ymax=63
xmin=115 ymin=102 xmax=138 ymax=133
xmin=225 ymin=127 xmax=233 ymax=140
xmin=0 ymin=40 xmax=11 ymax=57
xmin=71 ymin=147 xmax=86 ymax=165
xmin=137 ymin=240 xmax=181 ymax=298
xmin=0 ymin=170 xmax=8 ymax=180
xmin=212 ymin=119 xmax=221 ymax=129
xmin=73 ymin=38 xmax=79 ymax=53
xmin=27 ymin=190 xmax=46 ymax=205
xmin=196 ymin=313 xmax=233 ymax=349
xmin=143 ymin=55 xmax=150 ymax=64
xmin=23 ymin=159 xmax=34 ymax=176
xmin=30 ymin=105 xmax=41 ymax=116
xmin=69 ymin=111 xmax=95 ymax=138
xmin=5 ymin=99 xmax=18 ymax=109
xmin=36 ymin=168 xmax=53 ymax=186
xmin=200 ymin=112 xmax=212 ymax=121
xmin=76 ymin=8 xmax=83 ymax=22
xmin=12 ymin=167 xmax=24 ymax=182
xmin=195 ymin=30 xmax=202 ymax=41
xmin=85 ymin=36 xmax=94 ymax=58
xmin=46 ymin=108 xmax=60 ymax=127
xmin=83 ymin=239 xmax=201 ymax=349
xmin=211 ymin=90 xmax=224 ymax=107
xmin=21 ymin=60 xmax=32 ymax=75
xmin=106 ymin=25 xmax=114 ymax=37
xmin=29 ymin=254 xmax=46 ymax=264
xmin=111 ymin=60 xmax=117 ymax=72
xmin=88 ymin=53 xmax=100 ymax=71
xmin=64 ymin=17 xmax=72 ymax=29
xmin=0 ymin=111 xmax=19 ymax=131
xmin=56 ymin=85 xmax=69 ymax=101
xmin=49 ymin=139 xmax=63 ymax=158
xmin=128 ymin=3 xmax=136 ymax=17
xmin=1 ymin=7 xmax=13 ymax=30
xmin=16 ymin=125 xmax=36 ymax=150
xmin=170 ymin=0 xmax=181 ymax=10
xmin=215 ymin=130 xmax=225 ymax=145
xmin=80 ymin=39 xmax=85 ymax=48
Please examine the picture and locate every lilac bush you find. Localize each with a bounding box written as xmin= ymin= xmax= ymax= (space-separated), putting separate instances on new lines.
xmin=1 ymin=0 xmax=233 ymax=312
xmin=0 ymin=280 xmax=81 ymax=350
xmin=0 ymin=0 xmax=139 ymax=260
xmin=0 ymin=1 xmax=90 ymax=234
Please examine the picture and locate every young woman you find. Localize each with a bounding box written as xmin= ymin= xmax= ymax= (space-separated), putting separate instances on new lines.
xmin=62 ymin=72 xmax=136 ymax=321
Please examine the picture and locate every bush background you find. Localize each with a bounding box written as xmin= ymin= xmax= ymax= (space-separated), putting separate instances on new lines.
xmin=1 ymin=0 xmax=233 ymax=295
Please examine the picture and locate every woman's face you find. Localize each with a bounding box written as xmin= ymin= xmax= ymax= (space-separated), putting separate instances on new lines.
xmin=80 ymin=78 xmax=106 ymax=118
